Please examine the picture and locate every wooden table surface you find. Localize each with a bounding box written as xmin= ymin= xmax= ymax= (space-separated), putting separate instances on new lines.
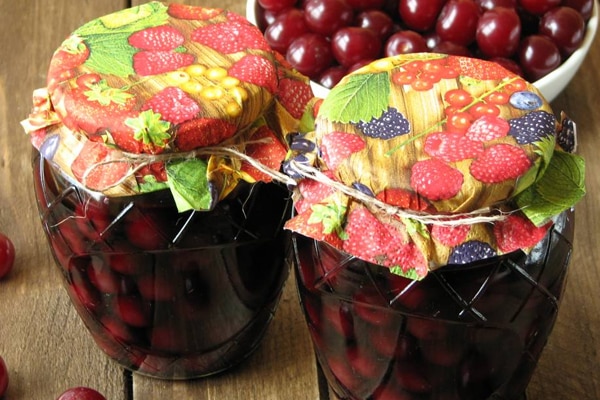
xmin=0 ymin=1 xmax=599 ymax=399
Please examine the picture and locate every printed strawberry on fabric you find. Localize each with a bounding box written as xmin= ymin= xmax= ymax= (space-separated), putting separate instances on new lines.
xmin=283 ymin=53 xmax=585 ymax=280
xmin=23 ymin=2 xmax=313 ymax=212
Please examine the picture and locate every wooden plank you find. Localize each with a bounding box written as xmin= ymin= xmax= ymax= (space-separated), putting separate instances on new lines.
xmin=0 ymin=1 xmax=128 ymax=399
xmin=0 ymin=0 xmax=598 ymax=398
xmin=526 ymin=29 xmax=600 ymax=399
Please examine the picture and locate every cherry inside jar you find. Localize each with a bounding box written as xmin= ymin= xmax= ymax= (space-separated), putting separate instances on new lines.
xmin=32 ymin=152 xmax=292 ymax=379
xmin=293 ymin=210 xmax=574 ymax=400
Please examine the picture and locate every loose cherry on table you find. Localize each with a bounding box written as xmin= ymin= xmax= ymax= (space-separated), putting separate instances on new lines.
xmin=56 ymin=387 xmax=107 ymax=400
xmin=0 ymin=232 xmax=15 ymax=280
xmin=0 ymin=355 xmax=8 ymax=398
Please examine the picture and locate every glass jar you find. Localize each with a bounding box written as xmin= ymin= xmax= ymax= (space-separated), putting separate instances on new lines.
xmin=293 ymin=210 xmax=574 ymax=399
xmin=32 ymin=152 xmax=291 ymax=379
xmin=23 ymin=2 xmax=314 ymax=380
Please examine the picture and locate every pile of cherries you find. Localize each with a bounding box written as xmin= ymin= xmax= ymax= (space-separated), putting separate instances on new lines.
xmin=255 ymin=0 xmax=593 ymax=87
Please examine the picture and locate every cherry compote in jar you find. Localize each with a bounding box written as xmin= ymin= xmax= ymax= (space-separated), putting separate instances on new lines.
xmin=283 ymin=54 xmax=585 ymax=399
xmin=22 ymin=2 xmax=312 ymax=379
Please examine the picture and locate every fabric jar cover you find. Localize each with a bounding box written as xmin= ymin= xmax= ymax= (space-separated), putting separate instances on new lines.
xmin=284 ymin=53 xmax=585 ymax=280
xmin=22 ymin=1 xmax=312 ymax=212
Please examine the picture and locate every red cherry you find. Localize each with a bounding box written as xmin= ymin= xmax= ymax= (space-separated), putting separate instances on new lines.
xmin=355 ymin=10 xmax=395 ymax=40
xmin=87 ymin=258 xmax=120 ymax=293
xmin=124 ymin=214 xmax=169 ymax=250
xmin=286 ymin=33 xmax=334 ymax=78
xmin=432 ymin=41 xmax=472 ymax=56
xmin=331 ymin=27 xmax=381 ymax=68
xmin=0 ymin=232 xmax=15 ymax=279
xmin=385 ymin=30 xmax=428 ymax=57
xmin=518 ymin=34 xmax=562 ymax=81
xmin=484 ymin=90 xmax=511 ymax=104
xmin=317 ymin=65 xmax=348 ymax=88
xmin=539 ymin=6 xmax=586 ymax=57
xmin=398 ymin=0 xmax=447 ymax=32
xmin=446 ymin=111 xmax=474 ymax=133
xmin=562 ymin=0 xmax=594 ymax=21
xmin=469 ymin=102 xmax=501 ymax=118
xmin=346 ymin=0 xmax=385 ymax=10
xmin=504 ymin=77 xmax=528 ymax=92
xmin=115 ymin=295 xmax=151 ymax=327
xmin=303 ymin=0 xmax=354 ymax=36
xmin=0 ymin=355 xmax=8 ymax=398
xmin=476 ymin=7 xmax=522 ymax=58
xmin=436 ymin=0 xmax=481 ymax=47
xmin=444 ymin=88 xmax=474 ymax=107
xmin=475 ymin=0 xmax=516 ymax=11
xmin=264 ymin=9 xmax=308 ymax=54
xmin=56 ymin=387 xmax=107 ymax=400
xmin=258 ymin=0 xmax=296 ymax=13
xmin=518 ymin=0 xmax=561 ymax=15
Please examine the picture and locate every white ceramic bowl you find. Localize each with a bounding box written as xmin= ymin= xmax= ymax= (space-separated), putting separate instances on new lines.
xmin=247 ymin=0 xmax=598 ymax=101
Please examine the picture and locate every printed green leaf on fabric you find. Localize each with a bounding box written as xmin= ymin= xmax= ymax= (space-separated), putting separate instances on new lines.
xmin=318 ymin=72 xmax=390 ymax=124
xmin=75 ymin=2 xmax=169 ymax=76
xmin=76 ymin=2 xmax=168 ymax=35
xmin=125 ymin=110 xmax=171 ymax=148
xmin=166 ymin=158 xmax=213 ymax=212
xmin=309 ymin=201 xmax=348 ymax=239
xmin=83 ymin=35 xmax=138 ymax=77
xmin=515 ymin=151 xmax=585 ymax=226
xmin=138 ymin=175 xmax=169 ymax=193
xmin=390 ymin=266 xmax=422 ymax=280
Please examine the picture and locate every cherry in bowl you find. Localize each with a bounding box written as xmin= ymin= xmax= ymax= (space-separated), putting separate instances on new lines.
xmin=247 ymin=0 xmax=599 ymax=101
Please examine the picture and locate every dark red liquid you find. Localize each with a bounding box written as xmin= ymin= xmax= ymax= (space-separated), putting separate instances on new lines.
xmin=32 ymin=153 xmax=291 ymax=379
xmin=294 ymin=211 xmax=574 ymax=399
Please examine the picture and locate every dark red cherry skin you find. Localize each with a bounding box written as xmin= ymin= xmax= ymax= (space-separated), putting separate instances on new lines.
xmin=436 ymin=0 xmax=481 ymax=46
xmin=518 ymin=0 xmax=561 ymax=15
xmin=56 ymin=387 xmax=107 ymax=400
xmin=286 ymin=33 xmax=334 ymax=78
xmin=562 ymin=0 xmax=594 ymax=20
xmin=346 ymin=0 xmax=386 ymax=10
xmin=264 ymin=9 xmax=308 ymax=54
xmin=475 ymin=0 xmax=516 ymax=11
xmin=398 ymin=0 xmax=448 ymax=32
xmin=476 ymin=7 xmax=522 ymax=58
xmin=424 ymin=32 xmax=442 ymax=50
xmin=318 ymin=66 xmax=348 ymax=88
xmin=304 ymin=0 xmax=354 ymax=36
xmin=518 ymin=34 xmax=562 ymax=81
xmin=539 ymin=6 xmax=586 ymax=57
xmin=433 ymin=41 xmax=472 ymax=56
xmin=0 ymin=355 xmax=7 ymax=398
xmin=355 ymin=10 xmax=395 ymax=40
xmin=256 ymin=8 xmax=280 ymax=31
xmin=258 ymin=0 xmax=297 ymax=13
xmin=0 ymin=232 xmax=15 ymax=280
xmin=385 ymin=31 xmax=429 ymax=56
xmin=331 ymin=27 xmax=381 ymax=68
xmin=254 ymin=0 xmax=591 ymax=84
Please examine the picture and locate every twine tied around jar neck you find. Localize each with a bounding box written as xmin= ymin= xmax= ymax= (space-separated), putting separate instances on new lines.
xmin=285 ymin=160 xmax=513 ymax=226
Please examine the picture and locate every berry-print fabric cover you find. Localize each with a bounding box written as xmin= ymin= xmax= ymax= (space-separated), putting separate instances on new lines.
xmin=284 ymin=53 xmax=585 ymax=280
xmin=22 ymin=2 xmax=312 ymax=212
